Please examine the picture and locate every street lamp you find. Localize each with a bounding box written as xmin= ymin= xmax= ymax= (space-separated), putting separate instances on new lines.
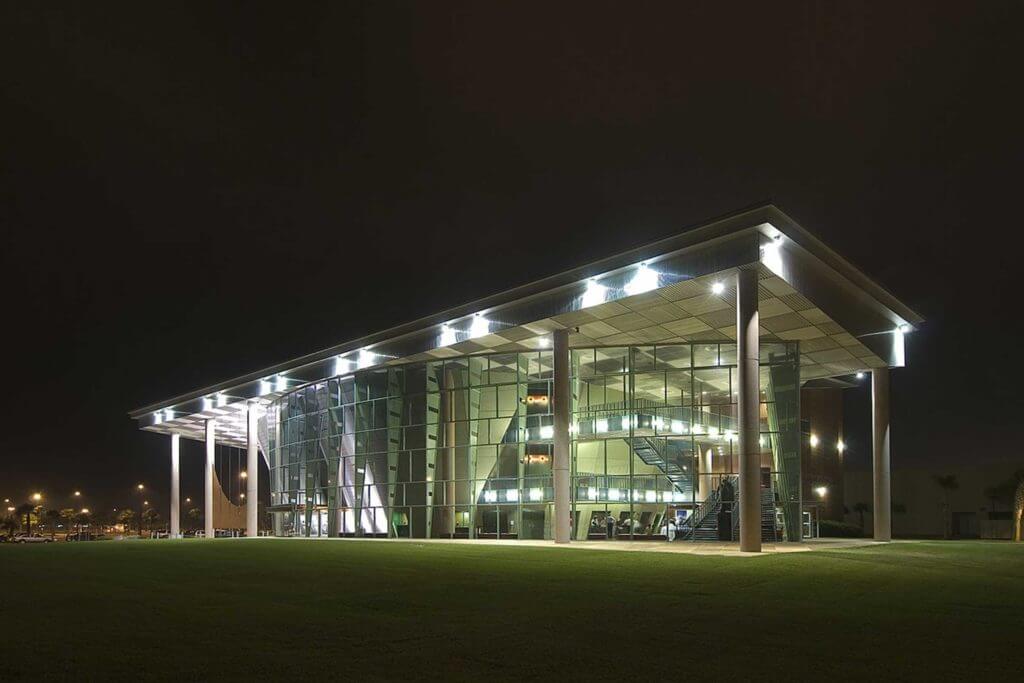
xmin=135 ymin=485 xmax=145 ymax=538
xmin=32 ymin=493 xmax=42 ymax=503
xmin=74 ymin=491 xmax=81 ymax=497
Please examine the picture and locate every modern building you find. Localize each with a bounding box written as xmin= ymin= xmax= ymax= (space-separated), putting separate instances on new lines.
xmin=129 ymin=205 xmax=922 ymax=551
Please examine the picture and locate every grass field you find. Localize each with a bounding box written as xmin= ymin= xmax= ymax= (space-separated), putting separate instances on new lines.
xmin=1 ymin=539 xmax=1022 ymax=681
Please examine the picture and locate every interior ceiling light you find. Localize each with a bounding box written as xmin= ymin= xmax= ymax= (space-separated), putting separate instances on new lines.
xmin=855 ymin=371 xmax=865 ymax=379
xmin=711 ymin=281 xmax=725 ymax=295
xmin=624 ymin=263 xmax=659 ymax=296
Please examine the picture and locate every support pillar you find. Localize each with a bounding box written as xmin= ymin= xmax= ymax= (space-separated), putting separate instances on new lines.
xmin=205 ymin=419 xmax=215 ymax=539
xmin=872 ymin=368 xmax=892 ymax=541
xmin=170 ymin=433 xmax=180 ymax=538
xmin=553 ymin=328 xmax=571 ymax=544
xmin=737 ymin=268 xmax=761 ymax=552
xmin=246 ymin=404 xmax=259 ymax=538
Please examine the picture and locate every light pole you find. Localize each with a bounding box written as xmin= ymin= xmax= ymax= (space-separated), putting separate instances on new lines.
xmin=135 ymin=484 xmax=145 ymax=538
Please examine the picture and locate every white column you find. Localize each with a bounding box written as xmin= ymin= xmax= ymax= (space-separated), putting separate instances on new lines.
xmin=170 ymin=433 xmax=181 ymax=538
xmin=205 ymin=419 xmax=215 ymax=539
xmin=553 ymin=328 xmax=571 ymax=544
xmin=737 ymin=268 xmax=761 ymax=552
xmin=872 ymin=368 xmax=892 ymax=541
xmin=699 ymin=448 xmax=714 ymax=503
xmin=246 ymin=404 xmax=259 ymax=538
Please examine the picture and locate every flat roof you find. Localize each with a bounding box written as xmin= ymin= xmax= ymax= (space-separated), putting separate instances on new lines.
xmin=131 ymin=204 xmax=922 ymax=445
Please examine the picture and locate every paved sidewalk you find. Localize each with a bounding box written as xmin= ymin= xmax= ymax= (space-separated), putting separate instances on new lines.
xmin=269 ymin=535 xmax=884 ymax=557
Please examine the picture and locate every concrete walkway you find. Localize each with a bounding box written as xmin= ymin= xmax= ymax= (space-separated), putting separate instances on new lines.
xmin=268 ymin=535 xmax=884 ymax=557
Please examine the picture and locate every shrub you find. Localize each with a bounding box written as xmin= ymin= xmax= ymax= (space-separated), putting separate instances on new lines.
xmin=819 ymin=520 xmax=863 ymax=538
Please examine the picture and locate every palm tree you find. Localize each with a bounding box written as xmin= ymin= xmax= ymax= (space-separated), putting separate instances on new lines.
xmin=74 ymin=510 xmax=92 ymax=538
xmin=143 ymin=508 xmax=161 ymax=536
xmin=15 ymin=503 xmax=35 ymax=535
xmin=852 ymin=502 xmax=870 ymax=535
xmin=60 ymin=508 xmax=76 ymax=535
xmin=187 ymin=507 xmax=202 ymax=531
xmin=44 ymin=508 xmax=62 ymax=539
xmin=117 ymin=509 xmax=136 ymax=534
xmin=933 ymin=474 xmax=959 ymax=539
xmin=2 ymin=514 xmax=20 ymax=539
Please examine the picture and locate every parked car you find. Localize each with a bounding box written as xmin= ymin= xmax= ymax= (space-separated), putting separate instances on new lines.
xmin=14 ymin=534 xmax=53 ymax=543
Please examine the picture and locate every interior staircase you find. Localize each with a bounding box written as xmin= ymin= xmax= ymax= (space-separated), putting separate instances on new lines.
xmin=628 ymin=436 xmax=693 ymax=498
xmin=682 ymin=477 xmax=779 ymax=542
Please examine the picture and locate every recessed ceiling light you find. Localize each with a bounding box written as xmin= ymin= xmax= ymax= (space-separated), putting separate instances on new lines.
xmin=711 ymin=282 xmax=725 ymax=295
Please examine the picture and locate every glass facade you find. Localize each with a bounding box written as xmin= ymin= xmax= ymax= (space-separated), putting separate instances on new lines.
xmin=266 ymin=342 xmax=801 ymax=542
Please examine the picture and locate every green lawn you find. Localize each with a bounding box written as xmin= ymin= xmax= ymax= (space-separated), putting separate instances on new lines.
xmin=1 ymin=539 xmax=1022 ymax=681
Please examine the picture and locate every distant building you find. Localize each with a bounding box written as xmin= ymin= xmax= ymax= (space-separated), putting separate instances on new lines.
xmin=844 ymin=463 xmax=1019 ymax=539
xmin=129 ymin=205 xmax=922 ymax=551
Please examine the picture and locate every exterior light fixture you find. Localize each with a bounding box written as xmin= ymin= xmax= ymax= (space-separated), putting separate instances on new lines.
xmin=32 ymin=493 xmax=42 ymax=502
xmin=711 ymin=282 xmax=725 ymax=295
xmin=357 ymin=349 xmax=376 ymax=369
xmin=837 ymin=439 xmax=846 ymax=454
xmin=81 ymin=508 xmax=89 ymax=514
xmin=240 ymin=471 xmax=248 ymax=479
xmin=855 ymin=371 xmax=865 ymax=379
xmin=624 ymin=263 xmax=659 ymax=295
xmin=898 ymin=324 xmax=911 ymax=334
xmin=580 ymin=278 xmax=608 ymax=308
xmin=760 ymin=236 xmax=784 ymax=274
xmin=137 ymin=484 xmax=144 ymax=491
xmin=440 ymin=324 xmax=458 ymax=346
xmin=809 ymin=433 xmax=819 ymax=448
xmin=815 ymin=486 xmax=828 ymax=498
xmin=333 ymin=356 xmax=353 ymax=377
xmin=74 ymin=491 xmax=81 ymax=497
xmin=469 ymin=314 xmax=490 ymax=339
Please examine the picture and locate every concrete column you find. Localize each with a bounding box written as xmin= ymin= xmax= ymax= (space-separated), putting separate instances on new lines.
xmin=872 ymin=368 xmax=892 ymax=541
xmin=170 ymin=433 xmax=181 ymax=538
xmin=553 ymin=328 xmax=571 ymax=544
xmin=736 ymin=268 xmax=761 ymax=552
xmin=246 ymin=404 xmax=259 ymax=538
xmin=205 ymin=419 xmax=215 ymax=539
xmin=699 ymin=448 xmax=714 ymax=503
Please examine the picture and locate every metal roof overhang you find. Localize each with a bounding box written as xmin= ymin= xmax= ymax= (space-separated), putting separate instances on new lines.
xmin=131 ymin=204 xmax=923 ymax=443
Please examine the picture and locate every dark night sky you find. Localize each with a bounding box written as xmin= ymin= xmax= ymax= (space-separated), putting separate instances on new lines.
xmin=2 ymin=2 xmax=1021 ymax=514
